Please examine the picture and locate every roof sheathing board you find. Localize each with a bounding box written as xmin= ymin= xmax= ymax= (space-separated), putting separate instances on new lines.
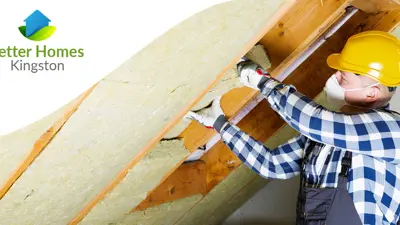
xmin=0 ymin=0 xmax=291 ymax=224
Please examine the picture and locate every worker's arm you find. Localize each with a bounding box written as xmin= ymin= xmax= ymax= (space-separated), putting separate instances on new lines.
xmin=185 ymin=97 xmax=306 ymax=179
xmin=237 ymin=59 xmax=400 ymax=162
xmin=220 ymin=123 xmax=306 ymax=179
xmin=257 ymin=77 xmax=400 ymax=162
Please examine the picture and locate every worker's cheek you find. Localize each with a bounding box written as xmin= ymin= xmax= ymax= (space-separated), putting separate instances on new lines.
xmin=335 ymin=71 xmax=343 ymax=84
xmin=345 ymin=90 xmax=365 ymax=107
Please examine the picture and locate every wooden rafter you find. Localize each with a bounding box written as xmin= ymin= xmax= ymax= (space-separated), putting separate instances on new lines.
xmin=132 ymin=161 xmax=207 ymax=212
xmin=351 ymin=0 xmax=400 ymax=13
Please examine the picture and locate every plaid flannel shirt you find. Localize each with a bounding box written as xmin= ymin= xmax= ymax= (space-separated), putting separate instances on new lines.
xmin=220 ymin=78 xmax=400 ymax=225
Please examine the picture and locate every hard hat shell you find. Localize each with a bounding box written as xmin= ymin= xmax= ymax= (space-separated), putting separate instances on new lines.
xmin=327 ymin=31 xmax=400 ymax=87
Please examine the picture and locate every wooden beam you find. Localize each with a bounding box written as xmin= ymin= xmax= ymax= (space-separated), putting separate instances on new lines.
xmin=176 ymin=9 xmax=400 ymax=224
xmin=259 ymin=0 xmax=352 ymax=74
xmin=132 ymin=161 xmax=206 ymax=212
xmin=351 ymin=0 xmax=400 ymax=13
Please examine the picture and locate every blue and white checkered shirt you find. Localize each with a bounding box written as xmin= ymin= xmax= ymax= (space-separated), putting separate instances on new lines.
xmin=220 ymin=78 xmax=400 ymax=225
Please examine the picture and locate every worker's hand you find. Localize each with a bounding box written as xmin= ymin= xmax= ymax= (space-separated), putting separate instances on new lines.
xmin=237 ymin=58 xmax=271 ymax=90
xmin=184 ymin=96 xmax=227 ymax=133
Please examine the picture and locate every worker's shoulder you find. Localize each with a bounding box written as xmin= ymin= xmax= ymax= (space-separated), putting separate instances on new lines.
xmin=374 ymin=107 xmax=400 ymax=121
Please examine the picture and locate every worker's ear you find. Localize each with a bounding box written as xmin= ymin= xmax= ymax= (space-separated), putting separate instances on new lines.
xmin=365 ymin=86 xmax=379 ymax=103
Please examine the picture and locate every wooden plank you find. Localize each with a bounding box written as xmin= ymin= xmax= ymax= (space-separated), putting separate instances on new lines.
xmin=176 ymin=9 xmax=400 ymax=224
xmin=132 ymin=161 xmax=207 ymax=212
xmin=352 ymin=0 xmax=400 ymax=13
xmin=260 ymin=0 xmax=352 ymax=73
xmin=120 ymin=195 xmax=204 ymax=225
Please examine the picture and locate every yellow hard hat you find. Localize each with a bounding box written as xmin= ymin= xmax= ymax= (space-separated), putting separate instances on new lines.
xmin=327 ymin=31 xmax=400 ymax=87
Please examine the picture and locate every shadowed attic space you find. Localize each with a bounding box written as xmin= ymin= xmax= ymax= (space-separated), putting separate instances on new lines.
xmin=0 ymin=0 xmax=399 ymax=224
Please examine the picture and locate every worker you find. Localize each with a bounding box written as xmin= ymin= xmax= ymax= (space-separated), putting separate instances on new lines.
xmin=185 ymin=30 xmax=400 ymax=225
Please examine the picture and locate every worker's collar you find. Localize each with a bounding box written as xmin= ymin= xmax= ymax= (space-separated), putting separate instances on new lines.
xmin=382 ymin=103 xmax=391 ymax=111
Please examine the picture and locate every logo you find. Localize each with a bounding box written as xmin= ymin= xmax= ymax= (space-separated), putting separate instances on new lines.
xmin=18 ymin=10 xmax=56 ymax=41
xmin=0 ymin=10 xmax=84 ymax=74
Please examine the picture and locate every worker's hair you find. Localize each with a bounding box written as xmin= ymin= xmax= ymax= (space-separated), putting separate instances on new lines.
xmin=372 ymin=85 xmax=396 ymax=108
xmin=388 ymin=87 xmax=397 ymax=93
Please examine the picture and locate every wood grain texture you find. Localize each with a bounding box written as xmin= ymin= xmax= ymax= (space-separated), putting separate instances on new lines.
xmin=174 ymin=164 xmax=266 ymax=225
xmin=260 ymin=0 xmax=351 ymax=75
xmin=352 ymin=0 xmax=400 ymax=13
xmin=119 ymin=195 xmax=203 ymax=225
xmin=133 ymin=161 xmax=206 ymax=212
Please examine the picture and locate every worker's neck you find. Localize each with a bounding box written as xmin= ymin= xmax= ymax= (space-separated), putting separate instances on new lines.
xmin=340 ymin=105 xmax=376 ymax=114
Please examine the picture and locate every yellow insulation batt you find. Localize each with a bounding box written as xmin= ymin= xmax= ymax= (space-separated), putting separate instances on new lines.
xmin=0 ymin=0 xmax=292 ymax=224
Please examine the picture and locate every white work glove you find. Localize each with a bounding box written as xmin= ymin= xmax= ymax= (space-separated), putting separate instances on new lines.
xmin=184 ymin=96 xmax=228 ymax=133
xmin=237 ymin=58 xmax=271 ymax=90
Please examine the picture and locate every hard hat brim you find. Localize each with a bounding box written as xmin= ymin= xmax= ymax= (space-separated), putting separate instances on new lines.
xmin=327 ymin=54 xmax=399 ymax=87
